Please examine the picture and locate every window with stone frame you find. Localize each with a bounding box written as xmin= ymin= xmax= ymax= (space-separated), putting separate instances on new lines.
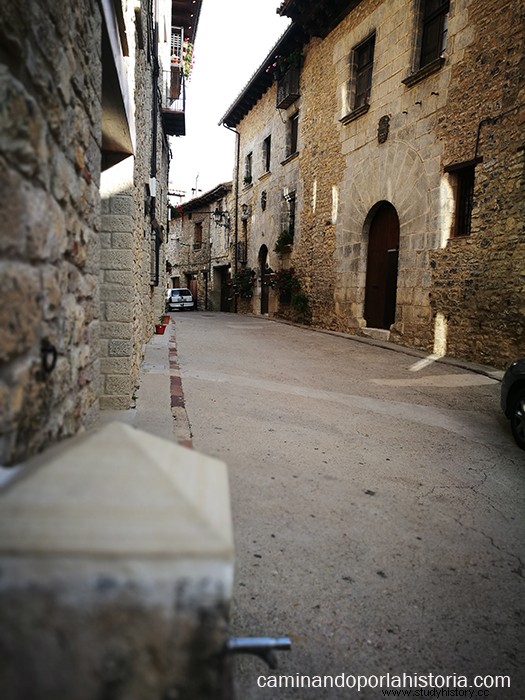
xmin=193 ymin=221 xmax=203 ymax=250
xmin=287 ymin=112 xmax=299 ymax=157
xmin=450 ymin=164 xmax=475 ymax=237
xmin=353 ymin=33 xmax=376 ymax=110
xmin=262 ymin=135 xmax=271 ymax=173
xmin=445 ymin=161 xmax=476 ymax=238
xmin=419 ymin=0 xmax=450 ymax=69
xmin=284 ymin=191 xmax=296 ymax=243
xmin=244 ymin=152 xmax=253 ymax=185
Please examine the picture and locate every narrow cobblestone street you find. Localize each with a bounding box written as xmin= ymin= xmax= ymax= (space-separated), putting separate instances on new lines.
xmin=172 ymin=311 xmax=524 ymax=699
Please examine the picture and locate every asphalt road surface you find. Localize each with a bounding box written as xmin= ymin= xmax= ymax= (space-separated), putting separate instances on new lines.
xmin=173 ymin=311 xmax=524 ymax=700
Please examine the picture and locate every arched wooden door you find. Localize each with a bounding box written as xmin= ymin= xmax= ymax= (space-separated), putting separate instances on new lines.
xmin=364 ymin=202 xmax=399 ymax=330
xmin=259 ymin=245 xmax=269 ymax=314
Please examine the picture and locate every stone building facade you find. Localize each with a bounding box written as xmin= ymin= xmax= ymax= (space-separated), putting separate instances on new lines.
xmin=221 ymin=0 xmax=524 ymax=369
xmin=0 ymin=0 xmax=202 ymax=464
xmin=168 ymin=183 xmax=234 ymax=311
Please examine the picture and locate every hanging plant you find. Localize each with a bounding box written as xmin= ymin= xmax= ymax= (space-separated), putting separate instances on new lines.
xmin=182 ymin=39 xmax=195 ymax=79
xmin=274 ymin=229 xmax=294 ymax=254
xmin=233 ymin=267 xmax=257 ymax=298
xmin=265 ymin=49 xmax=302 ymax=79
xmin=275 ymin=268 xmax=301 ymax=303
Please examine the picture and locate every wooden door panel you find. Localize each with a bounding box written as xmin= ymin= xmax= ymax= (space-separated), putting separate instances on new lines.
xmin=364 ymin=203 xmax=400 ymax=329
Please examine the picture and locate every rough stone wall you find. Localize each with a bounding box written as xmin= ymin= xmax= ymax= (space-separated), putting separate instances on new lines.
xmin=429 ymin=0 xmax=525 ymax=367
xmin=236 ymin=82 xmax=302 ymax=316
xmin=99 ymin=6 xmax=170 ymax=410
xmin=332 ymin=0 xmax=455 ymax=349
xmin=208 ymin=189 xmax=234 ymax=311
xmin=292 ymin=33 xmax=347 ymax=327
xmin=100 ymin=160 xmax=136 ymax=409
xmin=234 ymin=0 xmax=523 ymax=366
xmin=171 ymin=188 xmax=234 ymax=311
xmin=0 ymin=1 xmax=102 ymax=464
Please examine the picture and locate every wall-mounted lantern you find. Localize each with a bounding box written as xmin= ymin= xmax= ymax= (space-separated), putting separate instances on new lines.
xmin=213 ymin=207 xmax=231 ymax=228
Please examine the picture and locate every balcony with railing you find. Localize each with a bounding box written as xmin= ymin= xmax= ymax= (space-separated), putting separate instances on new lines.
xmin=276 ymin=65 xmax=300 ymax=109
xmin=161 ymin=26 xmax=186 ymax=136
xmin=161 ymin=67 xmax=186 ymax=136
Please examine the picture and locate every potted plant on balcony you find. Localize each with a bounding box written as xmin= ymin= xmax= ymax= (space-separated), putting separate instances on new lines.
xmin=182 ymin=39 xmax=194 ymax=79
xmin=265 ymin=49 xmax=302 ymax=80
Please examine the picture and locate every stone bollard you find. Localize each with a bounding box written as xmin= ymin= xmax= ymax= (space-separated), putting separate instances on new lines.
xmin=0 ymin=422 xmax=234 ymax=700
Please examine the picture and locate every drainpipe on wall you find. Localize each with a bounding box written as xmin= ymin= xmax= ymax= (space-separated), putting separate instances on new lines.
xmin=150 ymin=8 xmax=161 ymax=286
xmin=474 ymin=103 xmax=525 ymax=160
xmin=223 ymin=123 xmax=240 ymax=314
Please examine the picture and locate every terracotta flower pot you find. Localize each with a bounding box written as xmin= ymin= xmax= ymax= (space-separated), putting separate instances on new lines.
xmin=161 ymin=314 xmax=170 ymax=324
xmin=155 ymin=324 xmax=166 ymax=335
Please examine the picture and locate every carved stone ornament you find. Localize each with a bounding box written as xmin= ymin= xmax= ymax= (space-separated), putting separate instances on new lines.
xmin=378 ymin=115 xmax=390 ymax=144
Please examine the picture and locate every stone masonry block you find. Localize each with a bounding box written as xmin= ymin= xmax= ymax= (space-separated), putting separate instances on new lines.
xmin=103 ymin=269 xmax=134 ymax=285
xmin=105 ymin=374 xmax=132 ymax=395
xmin=104 ymin=302 xmax=133 ymax=323
xmin=109 ymin=339 xmax=133 ymax=357
xmin=100 ymin=283 xmax=132 ymax=302
xmin=0 ymin=263 xmax=41 ymax=362
xmin=100 ymin=357 xmax=132 ymax=375
xmin=100 ymin=249 xmax=133 ymax=271
xmin=110 ymin=195 xmax=135 ymax=216
xmin=111 ymin=232 xmax=134 ymax=249
xmin=99 ymin=322 xmax=132 ymax=340
xmin=100 ymin=214 xmax=134 ymax=233
xmin=99 ymin=394 xmax=132 ymax=410
xmin=99 ymin=232 xmax=111 ymax=249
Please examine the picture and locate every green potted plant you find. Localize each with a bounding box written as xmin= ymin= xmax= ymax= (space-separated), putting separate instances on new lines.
xmin=276 ymin=268 xmax=300 ymax=303
xmin=155 ymin=316 xmax=167 ymax=334
xmin=291 ymin=290 xmax=309 ymax=318
xmin=274 ymin=229 xmax=294 ymax=254
xmin=233 ymin=267 xmax=257 ymax=298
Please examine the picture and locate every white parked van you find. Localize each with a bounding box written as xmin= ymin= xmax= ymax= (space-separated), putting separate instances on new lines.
xmin=165 ymin=288 xmax=194 ymax=311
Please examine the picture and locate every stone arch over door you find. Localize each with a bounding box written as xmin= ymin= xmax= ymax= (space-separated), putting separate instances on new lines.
xmin=364 ymin=201 xmax=400 ymax=329
xmin=258 ymin=245 xmax=269 ymax=314
xmin=335 ymin=139 xmax=434 ymax=333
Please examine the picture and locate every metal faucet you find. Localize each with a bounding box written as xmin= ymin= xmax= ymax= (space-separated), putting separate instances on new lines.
xmin=226 ymin=636 xmax=292 ymax=670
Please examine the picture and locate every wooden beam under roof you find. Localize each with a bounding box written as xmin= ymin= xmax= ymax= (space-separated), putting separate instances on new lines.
xmin=171 ymin=0 xmax=202 ymax=44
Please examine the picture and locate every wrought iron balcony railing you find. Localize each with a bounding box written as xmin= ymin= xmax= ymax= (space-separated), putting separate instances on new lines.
xmin=161 ymin=68 xmax=186 ymax=136
xmin=276 ymin=66 xmax=300 ymax=109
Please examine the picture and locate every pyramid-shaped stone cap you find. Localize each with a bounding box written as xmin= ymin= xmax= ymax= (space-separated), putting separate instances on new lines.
xmin=0 ymin=422 xmax=234 ymax=561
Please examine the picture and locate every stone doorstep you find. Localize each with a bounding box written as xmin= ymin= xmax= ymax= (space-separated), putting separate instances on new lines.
xmin=360 ymin=327 xmax=391 ymax=342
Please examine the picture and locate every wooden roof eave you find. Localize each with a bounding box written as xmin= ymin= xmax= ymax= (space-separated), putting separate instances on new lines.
xmin=181 ymin=182 xmax=233 ymax=213
xmin=219 ymin=22 xmax=304 ymax=129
